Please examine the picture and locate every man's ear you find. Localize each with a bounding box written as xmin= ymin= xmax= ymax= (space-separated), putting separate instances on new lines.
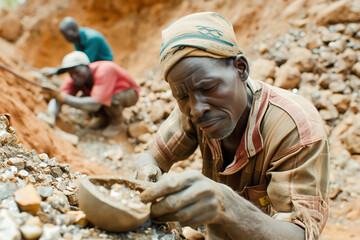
xmin=233 ymin=54 xmax=249 ymax=81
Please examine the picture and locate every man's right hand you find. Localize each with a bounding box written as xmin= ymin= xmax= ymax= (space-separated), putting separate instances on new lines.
xmin=132 ymin=152 xmax=162 ymax=182
xmin=132 ymin=163 xmax=162 ymax=182
xmin=40 ymin=86 xmax=66 ymax=104
xmin=140 ymin=170 xmax=226 ymax=228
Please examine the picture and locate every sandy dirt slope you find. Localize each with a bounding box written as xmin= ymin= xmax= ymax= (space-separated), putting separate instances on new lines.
xmin=17 ymin=0 xmax=312 ymax=77
xmin=0 ymin=38 xmax=113 ymax=175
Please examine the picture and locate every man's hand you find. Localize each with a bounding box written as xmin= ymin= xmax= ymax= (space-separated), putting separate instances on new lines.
xmin=140 ymin=170 xmax=225 ymax=228
xmin=132 ymin=152 xmax=162 ymax=182
xmin=41 ymin=86 xmax=66 ymax=103
xmin=132 ymin=163 xmax=162 ymax=182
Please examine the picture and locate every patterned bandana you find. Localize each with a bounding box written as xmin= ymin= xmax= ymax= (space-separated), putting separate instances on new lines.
xmin=159 ymin=12 xmax=243 ymax=81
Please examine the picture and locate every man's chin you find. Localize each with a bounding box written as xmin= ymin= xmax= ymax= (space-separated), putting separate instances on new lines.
xmin=204 ymin=125 xmax=234 ymax=140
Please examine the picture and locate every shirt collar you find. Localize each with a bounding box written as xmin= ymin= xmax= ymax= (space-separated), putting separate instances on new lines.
xmin=210 ymin=78 xmax=269 ymax=175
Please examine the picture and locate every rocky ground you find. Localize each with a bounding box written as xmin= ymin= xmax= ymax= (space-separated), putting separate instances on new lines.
xmin=0 ymin=0 xmax=360 ymax=239
xmin=0 ymin=114 xmax=185 ymax=239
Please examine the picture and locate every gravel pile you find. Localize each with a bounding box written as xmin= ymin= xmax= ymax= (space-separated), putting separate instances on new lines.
xmin=0 ymin=114 xmax=181 ymax=239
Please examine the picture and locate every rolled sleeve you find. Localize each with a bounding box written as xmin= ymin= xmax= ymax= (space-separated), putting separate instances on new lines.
xmin=268 ymin=139 xmax=330 ymax=240
xmin=147 ymin=106 xmax=198 ymax=172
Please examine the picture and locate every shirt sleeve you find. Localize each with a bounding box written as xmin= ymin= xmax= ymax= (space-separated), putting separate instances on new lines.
xmin=147 ymin=106 xmax=199 ymax=172
xmin=267 ymin=136 xmax=330 ymax=240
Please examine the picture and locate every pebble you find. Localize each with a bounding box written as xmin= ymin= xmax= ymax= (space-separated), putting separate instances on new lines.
xmin=36 ymin=186 xmax=53 ymax=199
xmin=14 ymin=185 xmax=41 ymax=215
xmin=0 ymin=209 xmax=21 ymax=240
xmin=20 ymin=224 xmax=43 ymax=240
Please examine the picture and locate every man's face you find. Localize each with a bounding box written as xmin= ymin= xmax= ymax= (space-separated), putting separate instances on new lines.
xmin=60 ymin=26 xmax=79 ymax=43
xmin=68 ymin=65 xmax=91 ymax=87
xmin=167 ymin=57 xmax=249 ymax=140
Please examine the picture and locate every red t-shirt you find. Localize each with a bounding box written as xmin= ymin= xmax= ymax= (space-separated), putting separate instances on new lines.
xmin=60 ymin=61 xmax=140 ymax=106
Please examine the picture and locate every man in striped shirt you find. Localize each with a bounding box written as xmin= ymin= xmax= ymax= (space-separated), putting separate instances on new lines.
xmin=134 ymin=12 xmax=329 ymax=240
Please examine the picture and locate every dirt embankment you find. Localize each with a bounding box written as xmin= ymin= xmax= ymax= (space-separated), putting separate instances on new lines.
xmin=0 ymin=58 xmax=111 ymax=175
xmin=15 ymin=0 xmax=314 ymax=77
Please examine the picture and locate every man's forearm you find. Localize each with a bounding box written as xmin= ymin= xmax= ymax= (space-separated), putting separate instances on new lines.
xmin=210 ymin=184 xmax=305 ymax=240
xmin=133 ymin=152 xmax=159 ymax=171
xmin=47 ymin=99 xmax=62 ymax=117
xmin=64 ymin=95 xmax=102 ymax=112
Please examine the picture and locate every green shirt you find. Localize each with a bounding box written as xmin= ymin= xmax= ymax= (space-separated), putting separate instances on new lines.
xmin=74 ymin=27 xmax=113 ymax=62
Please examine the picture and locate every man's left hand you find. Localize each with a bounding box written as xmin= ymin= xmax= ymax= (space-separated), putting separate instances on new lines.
xmin=41 ymin=86 xmax=66 ymax=103
xmin=140 ymin=170 xmax=225 ymax=227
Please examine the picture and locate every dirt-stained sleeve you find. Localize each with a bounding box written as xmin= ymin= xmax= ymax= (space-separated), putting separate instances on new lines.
xmin=147 ymin=106 xmax=199 ymax=172
xmin=267 ymin=138 xmax=330 ymax=240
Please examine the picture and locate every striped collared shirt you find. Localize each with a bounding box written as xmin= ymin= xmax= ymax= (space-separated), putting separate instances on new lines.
xmin=147 ymin=78 xmax=329 ymax=240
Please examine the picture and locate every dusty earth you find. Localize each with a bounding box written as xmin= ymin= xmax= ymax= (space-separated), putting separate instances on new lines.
xmin=0 ymin=0 xmax=360 ymax=239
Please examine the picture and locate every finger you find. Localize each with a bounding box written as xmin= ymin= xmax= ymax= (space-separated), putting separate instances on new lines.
xmin=150 ymin=180 xmax=213 ymax=217
xmin=182 ymin=208 xmax=221 ymax=227
xmin=140 ymin=170 xmax=202 ymax=203
xmin=134 ymin=166 xmax=161 ymax=182
xmin=146 ymin=168 xmax=161 ymax=182
xmin=153 ymin=197 xmax=220 ymax=226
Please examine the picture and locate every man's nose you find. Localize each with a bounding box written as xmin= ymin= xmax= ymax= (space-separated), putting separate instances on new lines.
xmin=189 ymin=94 xmax=210 ymax=119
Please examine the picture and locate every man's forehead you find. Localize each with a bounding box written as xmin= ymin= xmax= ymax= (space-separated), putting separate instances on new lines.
xmin=168 ymin=57 xmax=216 ymax=83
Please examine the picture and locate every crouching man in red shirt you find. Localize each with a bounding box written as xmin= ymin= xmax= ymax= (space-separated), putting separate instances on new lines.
xmin=42 ymin=51 xmax=140 ymax=138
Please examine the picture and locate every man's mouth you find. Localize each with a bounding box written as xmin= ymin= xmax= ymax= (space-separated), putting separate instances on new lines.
xmin=197 ymin=119 xmax=220 ymax=131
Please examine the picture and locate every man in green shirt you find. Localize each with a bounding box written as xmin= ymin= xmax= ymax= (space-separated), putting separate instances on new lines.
xmin=59 ymin=16 xmax=113 ymax=62
xmin=41 ymin=16 xmax=113 ymax=76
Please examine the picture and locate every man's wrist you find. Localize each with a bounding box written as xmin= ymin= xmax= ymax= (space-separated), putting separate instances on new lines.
xmin=56 ymin=92 xmax=67 ymax=104
xmin=210 ymin=183 xmax=233 ymax=225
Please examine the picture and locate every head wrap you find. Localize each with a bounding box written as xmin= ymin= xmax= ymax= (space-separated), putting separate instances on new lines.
xmin=159 ymin=12 xmax=243 ymax=81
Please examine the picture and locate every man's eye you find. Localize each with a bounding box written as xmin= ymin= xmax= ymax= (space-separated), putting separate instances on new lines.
xmin=178 ymin=95 xmax=188 ymax=101
xmin=202 ymin=84 xmax=217 ymax=91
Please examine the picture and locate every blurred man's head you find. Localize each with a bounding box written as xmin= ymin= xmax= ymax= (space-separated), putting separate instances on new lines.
xmin=59 ymin=16 xmax=80 ymax=43
xmin=58 ymin=51 xmax=92 ymax=86
xmin=67 ymin=65 xmax=92 ymax=87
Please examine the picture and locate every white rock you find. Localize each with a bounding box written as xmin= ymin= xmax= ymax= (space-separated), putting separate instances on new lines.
xmin=18 ymin=170 xmax=29 ymax=178
xmin=0 ymin=209 xmax=21 ymax=240
xmin=39 ymin=225 xmax=60 ymax=240
xmin=20 ymin=224 xmax=43 ymax=240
